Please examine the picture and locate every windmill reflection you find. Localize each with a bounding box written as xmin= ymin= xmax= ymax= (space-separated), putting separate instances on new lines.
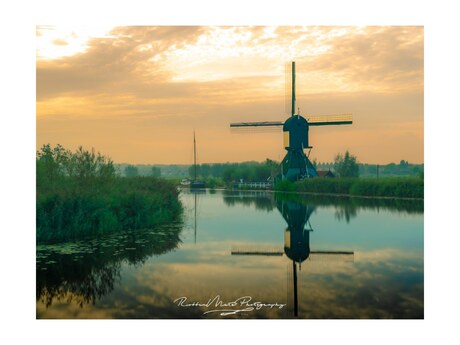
xmin=278 ymin=197 xmax=354 ymax=317
xmin=232 ymin=194 xmax=354 ymax=317
xmin=277 ymin=198 xmax=314 ymax=317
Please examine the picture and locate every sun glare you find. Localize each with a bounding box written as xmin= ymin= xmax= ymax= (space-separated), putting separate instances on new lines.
xmin=36 ymin=25 xmax=115 ymax=60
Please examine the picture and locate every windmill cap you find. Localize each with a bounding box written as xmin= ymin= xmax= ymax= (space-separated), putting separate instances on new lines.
xmin=283 ymin=115 xmax=308 ymax=131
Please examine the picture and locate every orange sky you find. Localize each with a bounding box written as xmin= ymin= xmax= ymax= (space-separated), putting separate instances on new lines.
xmin=36 ymin=26 xmax=424 ymax=164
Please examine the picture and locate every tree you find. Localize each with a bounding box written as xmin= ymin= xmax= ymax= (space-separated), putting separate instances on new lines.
xmin=37 ymin=144 xmax=115 ymax=181
xmin=124 ymin=165 xmax=139 ymax=177
xmin=151 ymin=166 xmax=161 ymax=177
xmin=265 ymin=159 xmax=279 ymax=180
xmin=311 ymin=158 xmax=318 ymax=169
xmin=333 ymin=150 xmax=359 ymax=177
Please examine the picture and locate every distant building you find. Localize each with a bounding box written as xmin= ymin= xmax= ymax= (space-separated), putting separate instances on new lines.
xmin=316 ymin=170 xmax=335 ymax=178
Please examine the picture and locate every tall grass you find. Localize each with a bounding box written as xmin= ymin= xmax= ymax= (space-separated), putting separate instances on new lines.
xmin=37 ymin=144 xmax=183 ymax=243
xmin=275 ymin=176 xmax=423 ymax=199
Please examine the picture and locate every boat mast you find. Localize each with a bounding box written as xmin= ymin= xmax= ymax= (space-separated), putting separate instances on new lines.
xmin=193 ymin=131 xmax=197 ymax=182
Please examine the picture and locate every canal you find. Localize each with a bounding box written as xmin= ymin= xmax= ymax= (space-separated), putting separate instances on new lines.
xmin=36 ymin=189 xmax=423 ymax=319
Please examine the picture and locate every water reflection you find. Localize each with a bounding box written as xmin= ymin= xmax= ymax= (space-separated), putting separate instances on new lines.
xmin=223 ymin=190 xmax=423 ymax=222
xmin=36 ymin=222 xmax=183 ymax=309
xmin=191 ymin=189 xmax=206 ymax=243
xmin=231 ymin=193 xmax=355 ymax=317
xmin=222 ymin=190 xmax=275 ymax=212
xmin=37 ymin=190 xmax=423 ymax=319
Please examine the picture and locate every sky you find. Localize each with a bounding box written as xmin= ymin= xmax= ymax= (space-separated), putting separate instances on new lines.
xmin=36 ymin=26 xmax=424 ymax=165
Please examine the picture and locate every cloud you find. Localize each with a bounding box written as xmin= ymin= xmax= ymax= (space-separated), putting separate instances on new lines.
xmin=37 ymin=26 xmax=423 ymax=101
xmin=36 ymin=26 xmax=424 ymax=164
xmin=299 ymin=26 xmax=424 ymax=93
xmin=52 ymin=38 xmax=68 ymax=46
xmin=37 ymin=26 xmax=206 ymax=100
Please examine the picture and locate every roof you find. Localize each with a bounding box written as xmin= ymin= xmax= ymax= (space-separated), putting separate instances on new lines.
xmin=316 ymin=170 xmax=335 ymax=177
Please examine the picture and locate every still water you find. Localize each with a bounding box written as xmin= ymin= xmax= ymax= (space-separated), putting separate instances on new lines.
xmin=36 ymin=189 xmax=423 ymax=319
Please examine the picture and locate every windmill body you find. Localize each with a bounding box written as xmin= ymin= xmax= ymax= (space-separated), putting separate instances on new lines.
xmin=281 ymin=115 xmax=317 ymax=179
xmin=230 ymin=61 xmax=353 ymax=181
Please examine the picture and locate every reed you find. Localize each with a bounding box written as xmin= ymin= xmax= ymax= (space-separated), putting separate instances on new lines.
xmin=36 ymin=144 xmax=183 ymax=243
xmin=275 ymin=176 xmax=424 ymax=199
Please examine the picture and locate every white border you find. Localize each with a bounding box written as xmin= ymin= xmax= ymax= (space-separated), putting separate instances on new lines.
xmin=1 ymin=0 xmax=459 ymax=344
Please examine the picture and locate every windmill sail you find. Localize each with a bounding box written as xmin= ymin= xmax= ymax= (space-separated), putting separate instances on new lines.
xmin=230 ymin=121 xmax=283 ymax=128
xmin=307 ymin=114 xmax=353 ymax=126
xmin=285 ymin=62 xmax=296 ymax=116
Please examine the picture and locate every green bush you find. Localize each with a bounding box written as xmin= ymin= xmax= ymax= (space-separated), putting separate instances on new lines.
xmin=274 ymin=180 xmax=296 ymax=192
xmin=36 ymin=145 xmax=183 ymax=244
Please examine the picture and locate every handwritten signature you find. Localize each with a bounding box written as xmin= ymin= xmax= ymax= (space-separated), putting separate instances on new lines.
xmin=173 ymin=295 xmax=285 ymax=316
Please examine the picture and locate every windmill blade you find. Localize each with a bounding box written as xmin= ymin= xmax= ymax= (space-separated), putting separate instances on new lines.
xmin=310 ymin=250 xmax=354 ymax=255
xmin=230 ymin=121 xmax=284 ymax=128
xmin=307 ymin=114 xmax=353 ymax=126
xmin=231 ymin=245 xmax=283 ymax=256
xmin=309 ymin=250 xmax=354 ymax=262
xmin=285 ymin=62 xmax=294 ymax=116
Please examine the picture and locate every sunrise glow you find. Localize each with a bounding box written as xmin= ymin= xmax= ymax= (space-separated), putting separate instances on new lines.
xmin=36 ymin=26 xmax=424 ymax=164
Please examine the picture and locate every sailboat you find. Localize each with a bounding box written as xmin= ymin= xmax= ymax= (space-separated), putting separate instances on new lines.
xmin=190 ymin=131 xmax=206 ymax=189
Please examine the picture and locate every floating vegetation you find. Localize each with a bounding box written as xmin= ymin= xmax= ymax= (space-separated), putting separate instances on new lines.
xmin=36 ymin=223 xmax=184 ymax=308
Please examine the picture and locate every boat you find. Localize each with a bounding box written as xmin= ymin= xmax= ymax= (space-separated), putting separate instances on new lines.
xmin=190 ymin=131 xmax=206 ymax=189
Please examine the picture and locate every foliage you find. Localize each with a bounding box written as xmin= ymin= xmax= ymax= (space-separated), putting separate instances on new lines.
xmin=36 ymin=144 xmax=116 ymax=191
xmin=333 ymin=150 xmax=359 ymax=177
xmin=189 ymin=159 xmax=279 ymax=183
xmin=311 ymin=158 xmax=318 ymax=169
xmin=36 ymin=144 xmax=182 ymax=244
xmin=124 ymin=165 xmax=139 ymax=177
xmin=205 ymin=177 xmax=224 ymax=189
xmin=316 ymin=161 xmax=423 ymax=177
xmin=277 ymin=176 xmax=424 ymax=199
xmin=273 ymin=180 xmax=296 ymax=192
xmin=348 ymin=177 xmax=424 ymax=198
xmin=151 ymin=166 xmax=161 ymax=177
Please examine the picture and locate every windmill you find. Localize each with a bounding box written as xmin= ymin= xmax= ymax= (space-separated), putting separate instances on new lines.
xmin=231 ymin=196 xmax=354 ymax=317
xmin=230 ymin=61 xmax=353 ymax=181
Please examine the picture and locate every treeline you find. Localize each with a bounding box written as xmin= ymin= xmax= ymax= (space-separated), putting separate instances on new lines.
xmin=114 ymin=158 xmax=423 ymax=181
xmin=188 ymin=159 xmax=280 ymax=182
xmin=316 ymin=160 xmax=424 ymax=177
xmin=115 ymin=163 xmax=188 ymax=178
xmin=37 ymin=144 xmax=182 ymax=243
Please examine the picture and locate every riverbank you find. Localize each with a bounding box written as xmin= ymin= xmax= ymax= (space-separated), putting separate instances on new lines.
xmin=36 ymin=144 xmax=183 ymax=244
xmin=182 ymin=176 xmax=424 ymax=199
xmin=277 ymin=177 xmax=424 ymax=199
xmin=37 ymin=176 xmax=183 ymax=244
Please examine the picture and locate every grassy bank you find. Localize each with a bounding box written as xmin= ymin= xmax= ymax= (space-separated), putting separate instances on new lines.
xmin=275 ymin=176 xmax=424 ymax=199
xmin=37 ymin=144 xmax=183 ymax=244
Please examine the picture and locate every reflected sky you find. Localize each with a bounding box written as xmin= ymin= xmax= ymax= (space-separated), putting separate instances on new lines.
xmin=36 ymin=190 xmax=423 ymax=319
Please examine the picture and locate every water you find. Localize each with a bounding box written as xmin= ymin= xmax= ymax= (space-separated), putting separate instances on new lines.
xmin=36 ymin=189 xmax=424 ymax=319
